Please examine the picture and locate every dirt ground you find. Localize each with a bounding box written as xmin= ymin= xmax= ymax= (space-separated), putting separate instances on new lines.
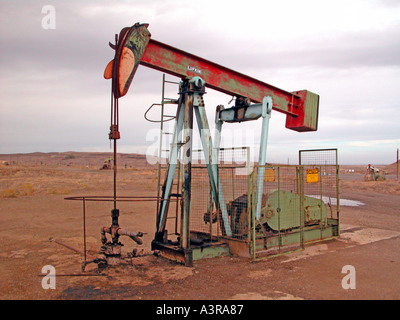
xmin=0 ymin=153 xmax=399 ymax=300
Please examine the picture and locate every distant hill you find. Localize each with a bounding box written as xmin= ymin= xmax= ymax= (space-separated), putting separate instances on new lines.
xmin=0 ymin=152 xmax=158 ymax=169
xmin=384 ymin=160 xmax=400 ymax=175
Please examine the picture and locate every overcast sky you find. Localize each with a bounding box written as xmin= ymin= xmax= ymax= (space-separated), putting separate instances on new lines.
xmin=0 ymin=0 xmax=399 ymax=164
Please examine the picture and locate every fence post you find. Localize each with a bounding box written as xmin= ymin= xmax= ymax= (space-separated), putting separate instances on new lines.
xmin=251 ymin=168 xmax=256 ymax=260
xmin=277 ymin=166 xmax=281 ymax=253
xmin=299 ymin=166 xmax=305 ymax=249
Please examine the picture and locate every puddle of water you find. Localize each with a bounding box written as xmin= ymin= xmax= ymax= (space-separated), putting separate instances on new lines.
xmin=339 ymin=199 xmax=365 ymax=207
xmin=338 ymin=227 xmax=400 ymax=245
xmin=282 ymin=224 xmax=400 ymax=263
xmin=306 ymin=195 xmax=364 ymax=207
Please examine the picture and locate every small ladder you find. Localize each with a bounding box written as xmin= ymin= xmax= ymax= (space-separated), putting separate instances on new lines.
xmin=151 ymin=74 xmax=182 ymax=236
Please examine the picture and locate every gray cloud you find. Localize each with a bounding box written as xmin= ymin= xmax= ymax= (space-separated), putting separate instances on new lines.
xmin=209 ymin=27 xmax=400 ymax=71
xmin=0 ymin=0 xmax=399 ymax=164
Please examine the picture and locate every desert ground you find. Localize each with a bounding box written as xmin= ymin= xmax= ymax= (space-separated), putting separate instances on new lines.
xmin=0 ymin=152 xmax=399 ymax=300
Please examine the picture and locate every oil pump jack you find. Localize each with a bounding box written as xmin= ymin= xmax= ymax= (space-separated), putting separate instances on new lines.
xmin=103 ymin=23 xmax=321 ymax=266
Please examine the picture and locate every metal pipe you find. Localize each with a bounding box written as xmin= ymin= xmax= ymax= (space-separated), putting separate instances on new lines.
xmin=65 ymin=196 xmax=162 ymax=202
xmin=117 ymin=229 xmax=143 ymax=245
xmin=38 ymin=273 xmax=105 ymax=277
xmin=83 ymin=198 xmax=87 ymax=264
xmin=49 ymin=237 xmax=95 ymax=258
xmin=101 ymin=227 xmax=143 ymax=245
xmin=114 ymin=139 xmax=117 ymax=211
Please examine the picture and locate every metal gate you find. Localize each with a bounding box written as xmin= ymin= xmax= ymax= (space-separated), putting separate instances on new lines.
xmin=160 ymin=147 xmax=340 ymax=260
xmin=250 ymin=149 xmax=340 ymax=259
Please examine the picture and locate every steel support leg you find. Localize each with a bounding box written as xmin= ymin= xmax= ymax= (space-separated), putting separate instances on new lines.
xmin=195 ymin=102 xmax=232 ymax=237
xmin=255 ymin=96 xmax=272 ymax=220
xmin=181 ymin=91 xmax=194 ymax=251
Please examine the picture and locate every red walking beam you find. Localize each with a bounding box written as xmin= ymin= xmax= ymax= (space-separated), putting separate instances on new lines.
xmin=105 ymin=23 xmax=319 ymax=132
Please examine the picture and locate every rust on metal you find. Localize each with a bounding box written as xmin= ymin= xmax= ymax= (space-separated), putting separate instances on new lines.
xmin=106 ymin=23 xmax=319 ymax=131
xmin=105 ymin=23 xmax=151 ymax=98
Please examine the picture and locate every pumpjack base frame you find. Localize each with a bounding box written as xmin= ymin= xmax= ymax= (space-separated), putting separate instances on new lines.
xmin=164 ymin=218 xmax=338 ymax=263
xmin=151 ymin=241 xmax=192 ymax=266
xmin=151 ymin=223 xmax=339 ymax=265
xmin=151 ymin=233 xmax=231 ymax=266
xmin=253 ymin=220 xmax=339 ymax=260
